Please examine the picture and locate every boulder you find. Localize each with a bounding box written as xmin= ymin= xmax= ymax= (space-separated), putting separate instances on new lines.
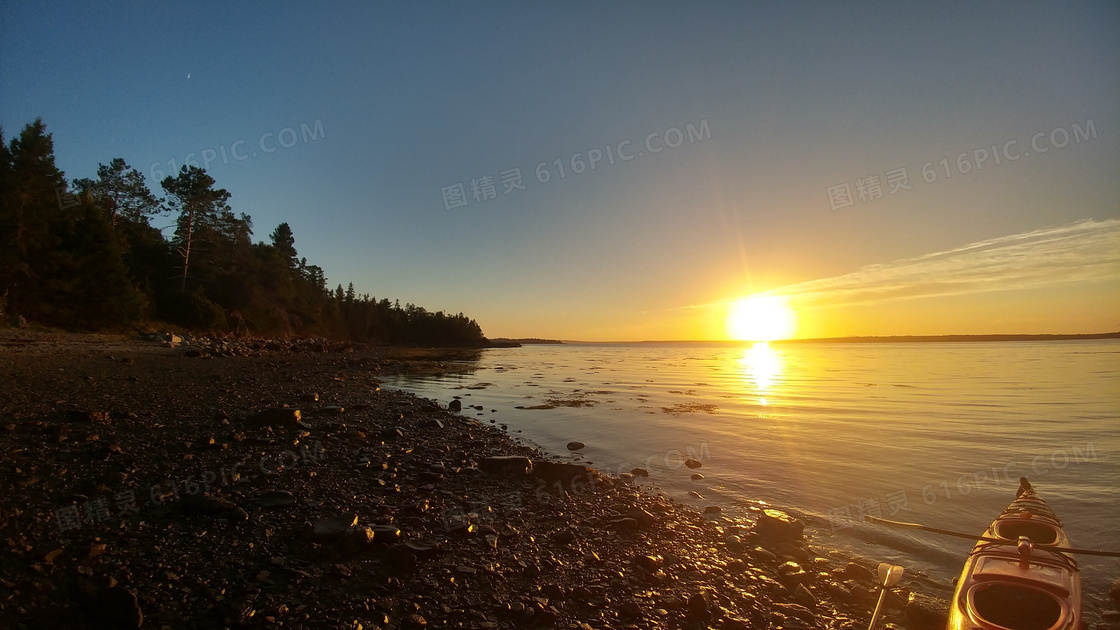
xmin=479 ymin=456 xmax=532 ymax=475
xmin=566 ymin=441 xmax=585 ymax=450
xmin=755 ymin=508 xmax=804 ymax=542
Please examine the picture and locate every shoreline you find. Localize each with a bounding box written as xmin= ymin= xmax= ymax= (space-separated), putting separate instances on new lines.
xmin=0 ymin=330 xmax=953 ymax=629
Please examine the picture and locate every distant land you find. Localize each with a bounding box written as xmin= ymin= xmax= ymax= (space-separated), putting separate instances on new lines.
xmin=488 ymin=338 xmax=565 ymax=347
xmin=565 ymin=332 xmax=1120 ymax=345
xmin=774 ymin=332 xmax=1120 ymax=344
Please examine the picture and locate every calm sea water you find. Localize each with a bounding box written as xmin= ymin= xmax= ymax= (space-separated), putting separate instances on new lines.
xmin=383 ymin=341 xmax=1120 ymax=610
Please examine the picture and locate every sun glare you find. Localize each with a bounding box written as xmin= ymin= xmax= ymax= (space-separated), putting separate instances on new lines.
xmin=725 ymin=295 xmax=797 ymax=342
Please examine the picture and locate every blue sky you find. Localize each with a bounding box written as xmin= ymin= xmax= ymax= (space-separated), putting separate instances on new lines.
xmin=3 ymin=2 xmax=1118 ymax=339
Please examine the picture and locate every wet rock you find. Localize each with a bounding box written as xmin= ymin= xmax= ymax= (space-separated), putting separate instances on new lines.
xmin=609 ymin=517 xmax=639 ymax=533
xmin=686 ymin=592 xmax=710 ymax=622
xmin=704 ymin=506 xmax=722 ymax=515
xmin=254 ymin=490 xmax=296 ymax=507
xmin=631 ymin=467 xmax=649 ymax=477
xmin=906 ymin=592 xmax=950 ymax=629
xmin=566 ymin=441 xmax=585 ymax=450
xmin=179 ymin=493 xmax=236 ymax=515
xmin=532 ymin=460 xmax=596 ymax=484
xmin=777 ymin=561 xmax=809 ymax=585
xmin=254 ymin=408 xmax=301 ymax=428
xmin=684 ymin=458 xmax=703 ymax=469
xmin=448 ymin=400 xmax=462 ymax=412
xmin=755 ymin=508 xmax=804 ymax=542
xmin=636 ymin=554 xmax=663 ymax=571
xmin=691 ymin=473 xmax=704 ymax=480
xmin=749 ymin=546 xmax=778 ymax=564
xmin=480 ymin=456 xmax=532 ymax=475
xmin=618 ymin=601 xmax=642 ymax=618
xmin=773 ymin=602 xmax=816 ymax=623
xmin=312 ymin=515 xmax=359 ymax=540
xmin=844 ymin=561 xmax=875 ymax=582
xmin=74 ymin=577 xmax=143 ymax=629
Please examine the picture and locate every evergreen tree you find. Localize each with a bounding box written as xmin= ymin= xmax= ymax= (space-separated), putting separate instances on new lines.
xmin=73 ymin=158 xmax=161 ymax=227
xmin=161 ymin=166 xmax=232 ymax=292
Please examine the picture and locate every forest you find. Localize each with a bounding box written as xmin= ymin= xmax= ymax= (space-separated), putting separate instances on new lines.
xmin=0 ymin=118 xmax=488 ymax=346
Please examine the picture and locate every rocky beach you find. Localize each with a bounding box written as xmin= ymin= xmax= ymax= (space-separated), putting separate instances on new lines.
xmin=1 ymin=330 xmax=956 ymax=629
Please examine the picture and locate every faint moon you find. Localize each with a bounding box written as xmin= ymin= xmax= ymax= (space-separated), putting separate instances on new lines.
xmin=186 ymin=73 xmax=191 ymax=79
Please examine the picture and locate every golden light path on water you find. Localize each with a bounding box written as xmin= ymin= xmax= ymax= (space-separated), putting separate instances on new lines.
xmin=737 ymin=342 xmax=783 ymax=405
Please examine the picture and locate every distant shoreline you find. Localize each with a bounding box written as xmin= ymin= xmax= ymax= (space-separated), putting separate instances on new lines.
xmin=549 ymin=332 xmax=1120 ymax=345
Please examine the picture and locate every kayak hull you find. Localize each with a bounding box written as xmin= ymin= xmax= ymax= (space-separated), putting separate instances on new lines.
xmin=946 ymin=481 xmax=1081 ymax=630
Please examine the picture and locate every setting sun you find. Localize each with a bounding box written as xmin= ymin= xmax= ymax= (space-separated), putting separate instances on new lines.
xmin=725 ymin=295 xmax=797 ymax=341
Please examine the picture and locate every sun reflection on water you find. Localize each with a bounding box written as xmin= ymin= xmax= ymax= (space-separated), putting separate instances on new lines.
xmin=737 ymin=342 xmax=783 ymax=405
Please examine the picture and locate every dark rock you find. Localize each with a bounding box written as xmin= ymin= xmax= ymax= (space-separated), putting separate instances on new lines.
xmin=777 ymin=561 xmax=809 ymax=585
xmin=403 ymin=613 xmax=427 ymax=628
xmin=254 ymin=490 xmax=296 ymax=508
xmin=686 ymin=592 xmax=710 ymax=622
xmin=844 ymin=561 xmax=875 ymax=582
xmin=566 ymin=441 xmax=585 ymax=450
xmin=703 ymin=506 xmax=721 ymax=515
xmin=448 ymin=400 xmax=462 ymax=412
xmin=691 ymin=473 xmax=704 ymax=480
xmin=312 ymin=515 xmax=359 ymax=540
xmin=74 ymin=578 xmax=143 ymax=629
xmin=372 ymin=525 xmax=401 ymax=543
xmin=480 ymin=456 xmax=532 ymax=475
xmin=906 ymin=592 xmax=950 ymax=629
xmin=773 ymin=602 xmax=816 ymax=623
xmin=180 ymin=493 xmax=236 ymax=515
xmin=532 ymin=460 xmax=597 ymax=485
xmin=684 ymin=458 xmax=703 ymax=469
xmin=755 ymin=508 xmax=804 ymax=542
xmin=636 ymin=554 xmax=663 ymax=571
xmin=609 ymin=517 xmax=638 ymax=533
xmin=630 ymin=467 xmax=649 ymax=477
xmin=254 ymin=408 xmax=301 ymax=428
xmin=618 ymin=601 xmax=642 ymax=618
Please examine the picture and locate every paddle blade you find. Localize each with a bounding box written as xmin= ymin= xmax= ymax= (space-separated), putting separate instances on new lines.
xmin=877 ymin=562 xmax=904 ymax=587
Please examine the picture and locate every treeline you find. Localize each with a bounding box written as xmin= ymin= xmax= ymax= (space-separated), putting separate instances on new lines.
xmin=0 ymin=119 xmax=486 ymax=346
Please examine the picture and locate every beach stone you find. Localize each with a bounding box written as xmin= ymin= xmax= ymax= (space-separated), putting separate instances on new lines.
xmin=631 ymin=467 xmax=649 ymax=477
xmin=618 ymin=601 xmax=642 ymax=618
xmin=75 ymin=579 xmax=143 ymax=629
xmin=749 ymin=546 xmax=778 ymax=564
xmin=906 ymin=592 xmax=950 ymax=628
xmin=845 ymin=562 xmax=875 ymax=582
xmin=255 ymin=490 xmax=295 ymax=507
xmin=254 ymin=408 xmax=301 ymax=428
xmin=636 ymin=554 xmax=663 ymax=571
xmin=684 ymin=458 xmax=703 ymax=469
xmin=532 ymin=460 xmax=595 ymax=484
xmin=777 ymin=561 xmax=809 ymax=585
xmin=703 ymin=506 xmax=722 ymax=515
xmin=691 ymin=473 xmax=704 ymax=480
xmin=686 ymin=592 xmax=710 ymax=622
xmin=773 ymin=602 xmax=816 ymax=623
xmin=756 ymin=508 xmax=804 ymax=542
xmin=312 ymin=515 xmax=359 ymax=540
xmin=480 ymin=456 xmax=532 ymax=475
xmin=448 ymin=399 xmax=462 ymax=412
xmin=566 ymin=441 xmax=585 ymax=450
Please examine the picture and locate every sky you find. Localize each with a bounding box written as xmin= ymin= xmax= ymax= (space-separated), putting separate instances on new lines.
xmin=3 ymin=2 xmax=1118 ymax=341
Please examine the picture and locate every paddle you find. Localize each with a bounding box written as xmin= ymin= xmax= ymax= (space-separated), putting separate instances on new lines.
xmin=863 ymin=515 xmax=1120 ymax=557
xmin=867 ymin=562 xmax=905 ymax=630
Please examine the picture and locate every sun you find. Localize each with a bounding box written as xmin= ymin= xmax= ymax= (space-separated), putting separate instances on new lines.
xmin=725 ymin=295 xmax=797 ymax=342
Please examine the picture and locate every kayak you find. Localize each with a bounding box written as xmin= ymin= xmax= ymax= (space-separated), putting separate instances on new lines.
xmin=946 ymin=478 xmax=1081 ymax=630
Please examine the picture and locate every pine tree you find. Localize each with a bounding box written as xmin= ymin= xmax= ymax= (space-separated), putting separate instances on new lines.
xmin=161 ymin=166 xmax=232 ymax=292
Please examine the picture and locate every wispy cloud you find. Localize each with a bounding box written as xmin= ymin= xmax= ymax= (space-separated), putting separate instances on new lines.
xmin=771 ymin=219 xmax=1120 ymax=308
